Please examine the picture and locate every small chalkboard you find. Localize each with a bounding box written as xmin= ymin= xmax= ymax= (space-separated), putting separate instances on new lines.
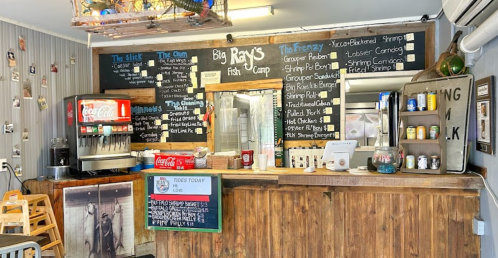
xmin=145 ymin=173 xmax=222 ymax=232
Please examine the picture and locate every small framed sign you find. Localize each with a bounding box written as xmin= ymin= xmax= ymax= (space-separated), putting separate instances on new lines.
xmin=475 ymin=76 xmax=495 ymax=155
xmin=145 ymin=173 xmax=222 ymax=232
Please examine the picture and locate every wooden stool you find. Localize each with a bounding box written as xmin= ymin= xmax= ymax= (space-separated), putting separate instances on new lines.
xmin=0 ymin=191 xmax=65 ymax=258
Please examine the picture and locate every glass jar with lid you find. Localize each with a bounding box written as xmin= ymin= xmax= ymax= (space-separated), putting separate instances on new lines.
xmin=50 ymin=137 xmax=69 ymax=166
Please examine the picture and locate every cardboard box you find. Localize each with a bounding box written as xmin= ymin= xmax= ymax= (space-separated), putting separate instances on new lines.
xmin=207 ymin=155 xmax=240 ymax=169
xmin=154 ymin=153 xmax=195 ymax=170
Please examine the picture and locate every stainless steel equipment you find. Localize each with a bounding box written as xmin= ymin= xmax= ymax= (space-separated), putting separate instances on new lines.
xmin=64 ymin=94 xmax=136 ymax=178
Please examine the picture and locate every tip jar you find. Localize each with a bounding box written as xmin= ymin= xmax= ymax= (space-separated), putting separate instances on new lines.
xmin=372 ymin=147 xmax=400 ymax=174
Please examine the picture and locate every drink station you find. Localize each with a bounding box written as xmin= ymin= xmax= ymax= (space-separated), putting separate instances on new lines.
xmin=63 ymin=94 xmax=136 ymax=177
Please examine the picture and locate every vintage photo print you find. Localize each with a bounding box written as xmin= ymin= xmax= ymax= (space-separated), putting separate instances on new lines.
xmin=11 ymin=70 xmax=19 ymax=82
xmin=477 ymin=100 xmax=491 ymax=143
xmin=51 ymin=63 xmax=58 ymax=73
xmin=23 ymin=80 xmax=33 ymax=99
xmin=7 ymin=50 xmax=16 ymax=67
xmin=19 ymin=35 xmax=26 ymax=51
xmin=3 ymin=123 xmax=14 ymax=134
xmin=29 ymin=65 xmax=36 ymax=75
xmin=70 ymin=56 xmax=76 ymax=65
xmin=63 ymin=182 xmax=134 ymax=258
xmin=13 ymin=97 xmax=20 ymax=109
xmin=12 ymin=145 xmax=21 ymax=158
xmin=22 ymin=129 xmax=29 ymax=142
xmin=14 ymin=165 xmax=22 ymax=176
xmin=41 ymin=76 xmax=48 ymax=88
xmin=38 ymin=96 xmax=48 ymax=111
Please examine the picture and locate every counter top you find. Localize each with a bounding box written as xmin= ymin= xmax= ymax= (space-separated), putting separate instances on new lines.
xmin=142 ymin=168 xmax=484 ymax=190
xmin=33 ymin=173 xmax=142 ymax=189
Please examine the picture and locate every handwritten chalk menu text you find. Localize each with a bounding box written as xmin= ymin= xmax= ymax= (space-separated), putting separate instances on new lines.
xmin=281 ymin=41 xmax=341 ymax=140
xmin=281 ymin=32 xmax=425 ymax=140
xmin=131 ymin=105 xmax=162 ymax=143
xmin=101 ymin=50 xmax=207 ymax=142
xmin=146 ymin=174 xmax=222 ymax=232
xmin=100 ymin=31 xmax=425 ymax=142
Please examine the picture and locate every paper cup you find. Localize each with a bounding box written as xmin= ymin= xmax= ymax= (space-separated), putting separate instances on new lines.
xmin=259 ymin=154 xmax=268 ymax=171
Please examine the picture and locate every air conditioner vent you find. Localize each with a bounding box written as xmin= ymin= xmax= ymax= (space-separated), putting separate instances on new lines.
xmin=443 ymin=0 xmax=498 ymax=27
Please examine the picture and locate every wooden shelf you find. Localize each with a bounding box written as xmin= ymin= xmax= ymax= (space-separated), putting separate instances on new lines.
xmin=399 ymin=139 xmax=440 ymax=144
xmin=401 ymin=168 xmax=443 ymax=175
xmin=399 ymin=110 xmax=439 ymax=116
xmin=399 ymin=89 xmax=446 ymax=174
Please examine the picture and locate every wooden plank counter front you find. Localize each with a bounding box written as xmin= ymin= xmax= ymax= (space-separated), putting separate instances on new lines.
xmin=24 ymin=173 xmax=155 ymax=249
xmin=144 ymin=168 xmax=484 ymax=258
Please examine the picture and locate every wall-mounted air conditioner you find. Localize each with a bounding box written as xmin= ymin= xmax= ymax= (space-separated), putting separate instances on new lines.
xmin=443 ymin=0 xmax=498 ymax=27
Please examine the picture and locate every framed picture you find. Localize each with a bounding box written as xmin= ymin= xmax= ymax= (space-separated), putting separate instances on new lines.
xmin=475 ymin=76 xmax=495 ymax=155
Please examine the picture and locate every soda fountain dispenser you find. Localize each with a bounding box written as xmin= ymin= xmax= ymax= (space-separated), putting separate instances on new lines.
xmin=64 ymin=94 xmax=136 ymax=178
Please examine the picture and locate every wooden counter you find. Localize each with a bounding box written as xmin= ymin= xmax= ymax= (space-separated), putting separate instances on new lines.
xmin=24 ymin=173 xmax=154 ymax=249
xmin=144 ymin=168 xmax=483 ymax=258
xmin=143 ymin=167 xmax=485 ymax=189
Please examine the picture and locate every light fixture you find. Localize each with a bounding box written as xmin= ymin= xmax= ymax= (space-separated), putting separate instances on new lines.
xmin=220 ymin=5 xmax=274 ymax=20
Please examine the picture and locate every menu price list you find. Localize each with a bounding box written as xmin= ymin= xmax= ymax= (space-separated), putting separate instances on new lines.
xmin=146 ymin=175 xmax=221 ymax=232
xmin=101 ymin=31 xmax=426 ymax=142
xmin=148 ymin=200 xmax=212 ymax=228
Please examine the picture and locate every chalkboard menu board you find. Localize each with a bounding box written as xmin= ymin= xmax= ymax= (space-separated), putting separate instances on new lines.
xmin=100 ymin=50 xmax=207 ymax=142
xmin=100 ymin=31 xmax=425 ymax=142
xmin=145 ymin=173 xmax=221 ymax=232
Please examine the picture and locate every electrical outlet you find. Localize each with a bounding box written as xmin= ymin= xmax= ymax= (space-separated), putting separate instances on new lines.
xmin=0 ymin=159 xmax=6 ymax=172
xmin=473 ymin=217 xmax=485 ymax=235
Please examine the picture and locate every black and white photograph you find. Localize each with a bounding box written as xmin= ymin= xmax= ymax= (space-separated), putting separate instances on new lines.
xmin=12 ymin=145 xmax=21 ymax=158
xmin=11 ymin=70 xmax=19 ymax=81
xmin=29 ymin=64 xmax=36 ymax=75
xmin=63 ymin=182 xmax=134 ymax=258
xmin=3 ymin=123 xmax=14 ymax=134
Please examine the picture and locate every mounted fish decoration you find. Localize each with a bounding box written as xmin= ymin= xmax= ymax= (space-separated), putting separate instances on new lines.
xmin=169 ymin=0 xmax=213 ymax=18
xmin=82 ymin=0 xmax=110 ymax=13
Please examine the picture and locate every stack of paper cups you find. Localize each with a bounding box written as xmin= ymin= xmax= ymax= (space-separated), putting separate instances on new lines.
xmin=259 ymin=154 xmax=268 ymax=171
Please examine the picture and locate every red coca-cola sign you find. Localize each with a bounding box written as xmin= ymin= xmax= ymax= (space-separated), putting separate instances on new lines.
xmin=77 ymin=99 xmax=131 ymax=123
xmin=154 ymin=154 xmax=195 ymax=170
xmin=67 ymin=102 xmax=74 ymax=126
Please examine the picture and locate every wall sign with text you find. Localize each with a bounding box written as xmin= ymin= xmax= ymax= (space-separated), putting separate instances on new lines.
xmin=145 ymin=173 xmax=222 ymax=232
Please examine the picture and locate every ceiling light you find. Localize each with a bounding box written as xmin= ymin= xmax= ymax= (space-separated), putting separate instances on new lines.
xmin=220 ymin=6 xmax=274 ymax=20
xmin=236 ymin=94 xmax=253 ymax=100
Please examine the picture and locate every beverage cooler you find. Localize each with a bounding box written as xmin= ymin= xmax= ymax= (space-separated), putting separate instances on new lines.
xmin=64 ymin=94 xmax=136 ymax=178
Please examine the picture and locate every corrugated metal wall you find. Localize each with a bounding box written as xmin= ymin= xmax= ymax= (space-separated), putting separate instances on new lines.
xmin=0 ymin=20 xmax=92 ymax=195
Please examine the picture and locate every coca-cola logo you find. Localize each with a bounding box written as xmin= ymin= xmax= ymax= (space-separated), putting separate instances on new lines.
xmin=155 ymin=157 xmax=176 ymax=167
xmin=185 ymin=158 xmax=194 ymax=165
xmin=67 ymin=102 xmax=73 ymax=126
xmin=82 ymin=105 xmax=115 ymax=119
